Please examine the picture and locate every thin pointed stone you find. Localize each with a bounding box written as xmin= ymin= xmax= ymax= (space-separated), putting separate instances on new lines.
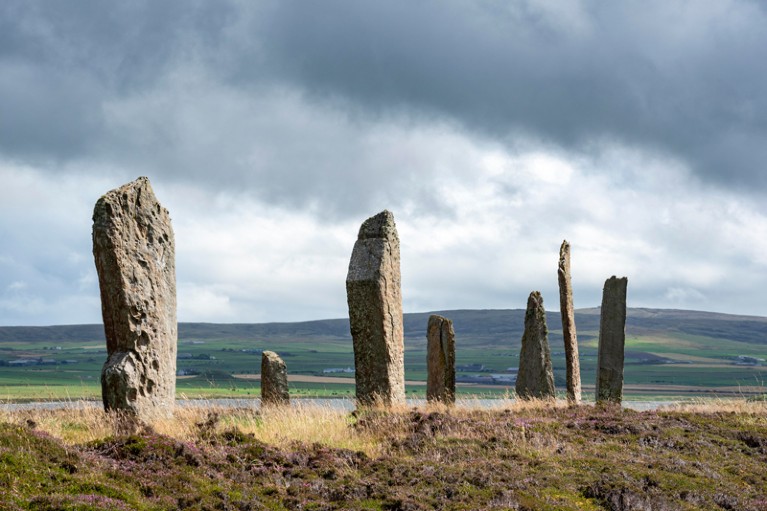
xmin=558 ymin=240 xmax=582 ymax=404
xmin=261 ymin=351 xmax=289 ymax=406
xmin=515 ymin=291 xmax=556 ymax=400
xmin=426 ymin=315 xmax=456 ymax=405
xmin=596 ymin=276 xmax=628 ymax=404
xmin=346 ymin=210 xmax=405 ymax=407
xmin=92 ymin=177 xmax=177 ymax=421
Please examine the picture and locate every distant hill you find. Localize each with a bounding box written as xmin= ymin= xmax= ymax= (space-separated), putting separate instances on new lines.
xmin=1 ymin=307 xmax=765 ymax=346
xmin=1 ymin=308 xmax=766 ymax=398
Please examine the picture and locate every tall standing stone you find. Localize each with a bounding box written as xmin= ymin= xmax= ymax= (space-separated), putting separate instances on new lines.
xmin=261 ymin=351 xmax=289 ymax=406
xmin=515 ymin=291 xmax=556 ymax=400
xmin=92 ymin=177 xmax=176 ymax=420
xmin=557 ymin=240 xmax=582 ymax=404
xmin=426 ymin=315 xmax=456 ymax=405
xmin=596 ymin=276 xmax=628 ymax=404
xmin=346 ymin=210 xmax=405 ymax=407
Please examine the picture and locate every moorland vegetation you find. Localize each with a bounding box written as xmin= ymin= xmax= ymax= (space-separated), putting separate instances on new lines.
xmin=1 ymin=398 xmax=766 ymax=510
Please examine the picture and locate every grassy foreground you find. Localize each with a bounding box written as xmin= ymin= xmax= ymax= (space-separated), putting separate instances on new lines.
xmin=1 ymin=400 xmax=766 ymax=510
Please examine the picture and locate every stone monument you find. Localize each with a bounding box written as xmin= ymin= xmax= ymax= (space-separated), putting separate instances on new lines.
xmin=346 ymin=210 xmax=405 ymax=407
xmin=426 ymin=314 xmax=456 ymax=404
xmin=261 ymin=351 xmax=289 ymax=406
xmin=596 ymin=276 xmax=628 ymax=404
xmin=558 ymin=240 xmax=582 ymax=404
xmin=92 ymin=177 xmax=177 ymax=420
xmin=515 ymin=291 xmax=555 ymax=400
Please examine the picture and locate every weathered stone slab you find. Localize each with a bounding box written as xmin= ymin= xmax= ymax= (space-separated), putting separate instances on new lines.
xmin=596 ymin=276 xmax=628 ymax=404
xmin=261 ymin=351 xmax=289 ymax=406
xmin=426 ymin=315 xmax=456 ymax=405
xmin=346 ymin=210 xmax=405 ymax=407
xmin=558 ymin=240 xmax=582 ymax=404
xmin=92 ymin=177 xmax=176 ymax=420
xmin=515 ymin=291 xmax=555 ymax=400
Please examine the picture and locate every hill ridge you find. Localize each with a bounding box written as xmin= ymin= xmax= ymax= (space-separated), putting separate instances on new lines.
xmin=1 ymin=307 xmax=766 ymax=345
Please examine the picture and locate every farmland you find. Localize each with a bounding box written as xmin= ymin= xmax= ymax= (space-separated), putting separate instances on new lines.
xmin=0 ymin=308 xmax=765 ymax=402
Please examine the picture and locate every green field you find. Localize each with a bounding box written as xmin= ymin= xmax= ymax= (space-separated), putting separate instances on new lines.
xmin=1 ymin=308 xmax=766 ymax=402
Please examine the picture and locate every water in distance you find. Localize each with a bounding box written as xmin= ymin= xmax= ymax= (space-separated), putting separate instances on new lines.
xmin=1 ymin=398 xmax=682 ymax=412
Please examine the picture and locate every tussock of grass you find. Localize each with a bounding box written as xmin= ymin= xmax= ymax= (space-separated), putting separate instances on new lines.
xmin=0 ymin=401 xmax=116 ymax=444
xmin=243 ymin=401 xmax=381 ymax=454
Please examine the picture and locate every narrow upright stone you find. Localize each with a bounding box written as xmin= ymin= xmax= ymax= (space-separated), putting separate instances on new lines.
xmin=515 ymin=291 xmax=555 ymax=400
xmin=346 ymin=210 xmax=405 ymax=407
xmin=261 ymin=351 xmax=289 ymax=406
xmin=426 ymin=315 xmax=456 ymax=405
xmin=596 ymin=276 xmax=628 ymax=404
xmin=92 ymin=177 xmax=176 ymax=420
xmin=558 ymin=240 xmax=582 ymax=404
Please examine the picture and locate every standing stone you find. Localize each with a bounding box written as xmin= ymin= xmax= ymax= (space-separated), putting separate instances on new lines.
xmin=346 ymin=210 xmax=405 ymax=407
xmin=515 ymin=291 xmax=556 ymax=400
xmin=261 ymin=351 xmax=289 ymax=406
xmin=558 ymin=240 xmax=582 ymax=404
xmin=596 ymin=276 xmax=628 ymax=404
xmin=426 ymin=315 xmax=456 ymax=405
xmin=92 ymin=177 xmax=176 ymax=420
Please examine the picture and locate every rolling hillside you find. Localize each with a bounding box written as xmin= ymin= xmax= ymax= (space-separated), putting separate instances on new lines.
xmin=0 ymin=308 xmax=765 ymax=400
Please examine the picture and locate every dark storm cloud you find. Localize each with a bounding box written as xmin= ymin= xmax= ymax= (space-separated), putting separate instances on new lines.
xmin=1 ymin=0 xmax=766 ymax=195
xmin=0 ymin=1 xmax=238 ymax=162
xmin=253 ymin=0 xmax=767 ymax=188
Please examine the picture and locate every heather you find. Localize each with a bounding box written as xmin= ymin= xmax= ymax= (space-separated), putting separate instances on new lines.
xmin=1 ymin=401 xmax=766 ymax=510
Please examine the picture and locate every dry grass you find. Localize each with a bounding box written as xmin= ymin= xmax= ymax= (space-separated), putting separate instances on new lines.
xmin=665 ymin=396 xmax=767 ymax=414
xmin=0 ymin=395 xmax=568 ymax=461
xmin=0 ymin=399 xmax=383 ymax=454
xmin=0 ymin=401 xmax=116 ymax=444
xmin=1 ymin=395 xmax=763 ymax=451
xmin=202 ymin=401 xmax=384 ymax=456
xmin=0 ymin=396 xmax=573 ymax=466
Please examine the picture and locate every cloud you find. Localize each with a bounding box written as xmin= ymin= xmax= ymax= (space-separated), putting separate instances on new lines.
xmin=252 ymin=0 xmax=767 ymax=191
xmin=2 ymin=125 xmax=767 ymax=326
xmin=163 ymin=181 xmax=360 ymax=323
xmin=1 ymin=0 xmax=766 ymax=208
xmin=0 ymin=164 xmax=110 ymax=324
xmin=177 ymin=284 xmax=236 ymax=323
xmin=1 ymin=1 xmax=767 ymax=325
xmin=664 ymin=287 xmax=707 ymax=306
xmin=161 ymin=133 xmax=767 ymax=321
xmin=398 ymin=141 xmax=767 ymax=316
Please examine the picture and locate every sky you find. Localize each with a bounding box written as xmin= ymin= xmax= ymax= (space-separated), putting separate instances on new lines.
xmin=1 ymin=0 xmax=766 ymax=326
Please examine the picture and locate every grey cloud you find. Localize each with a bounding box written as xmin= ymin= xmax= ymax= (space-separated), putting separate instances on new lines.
xmin=0 ymin=1 xmax=237 ymax=162
xmin=0 ymin=62 xmax=102 ymax=162
xmin=1 ymin=0 xmax=766 ymax=211
xmin=0 ymin=1 xmax=234 ymax=86
xmin=4 ymin=1 xmax=767 ymax=327
xmin=252 ymin=0 xmax=767 ymax=188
